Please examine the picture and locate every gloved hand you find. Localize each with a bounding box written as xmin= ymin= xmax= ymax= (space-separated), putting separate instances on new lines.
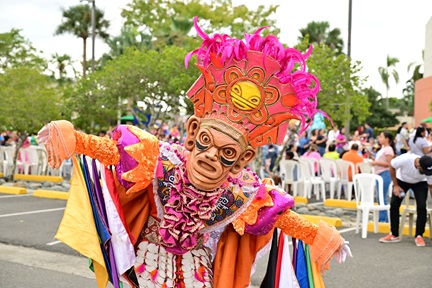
xmin=37 ymin=121 xmax=76 ymax=169
xmin=37 ymin=125 xmax=49 ymax=145
xmin=336 ymin=241 xmax=353 ymax=264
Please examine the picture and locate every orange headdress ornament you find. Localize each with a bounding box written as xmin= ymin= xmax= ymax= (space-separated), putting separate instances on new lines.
xmin=185 ymin=17 xmax=326 ymax=148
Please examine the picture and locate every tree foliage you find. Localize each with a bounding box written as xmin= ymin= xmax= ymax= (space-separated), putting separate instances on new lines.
xmin=0 ymin=29 xmax=46 ymax=71
xmin=121 ymin=0 xmax=280 ymax=49
xmin=296 ymin=39 xmax=370 ymax=127
xmin=355 ymin=87 xmax=398 ymax=128
xmin=65 ymin=46 xmax=199 ymax=131
xmin=0 ymin=67 xmax=61 ymax=133
xmin=298 ymin=21 xmax=344 ymax=54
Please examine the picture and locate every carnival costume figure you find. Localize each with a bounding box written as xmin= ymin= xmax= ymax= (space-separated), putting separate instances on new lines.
xmin=38 ymin=18 xmax=351 ymax=288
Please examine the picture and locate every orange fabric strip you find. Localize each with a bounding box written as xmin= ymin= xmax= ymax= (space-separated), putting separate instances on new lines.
xmin=213 ymin=224 xmax=273 ymax=288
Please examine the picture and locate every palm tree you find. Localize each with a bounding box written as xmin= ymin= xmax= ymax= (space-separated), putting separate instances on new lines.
xmin=298 ymin=21 xmax=344 ymax=54
xmin=50 ymin=53 xmax=75 ymax=81
xmin=378 ymin=55 xmax=399 ymax=109
xmin=55 ymin=4 xmax=109 ymax=77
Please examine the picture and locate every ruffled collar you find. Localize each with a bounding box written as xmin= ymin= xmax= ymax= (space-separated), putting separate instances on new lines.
xmin=158 ymin=159 xmax=225 ymax=254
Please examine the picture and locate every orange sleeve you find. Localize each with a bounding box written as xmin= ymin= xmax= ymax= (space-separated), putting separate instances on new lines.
xmin=74 ymin=131 xmax=120 ymax=166
xmin=276 ymin=210 xmax=345 ymax=273
xmin=275 ymin=210 xmax=318 ymax=245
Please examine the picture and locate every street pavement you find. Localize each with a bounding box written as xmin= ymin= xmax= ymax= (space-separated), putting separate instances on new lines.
xmin=2 ymin=192 xmax=432 ymax=287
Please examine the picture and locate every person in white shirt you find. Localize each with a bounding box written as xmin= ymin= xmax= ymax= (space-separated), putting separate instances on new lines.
xmin=379 ymin=154 xmax=432 ymax=247
xmin=327 ymin=126 xmax=339 ymax=145
xmin=408 ymin=126 xmax=432 ymax=156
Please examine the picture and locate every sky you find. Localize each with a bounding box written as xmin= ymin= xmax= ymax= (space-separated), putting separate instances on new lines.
xmin=1 ymin=0 xmax=431 ymax=99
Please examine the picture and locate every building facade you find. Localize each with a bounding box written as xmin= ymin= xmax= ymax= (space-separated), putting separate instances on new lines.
xmin=415 ymin=17 xmax=432 ymax=125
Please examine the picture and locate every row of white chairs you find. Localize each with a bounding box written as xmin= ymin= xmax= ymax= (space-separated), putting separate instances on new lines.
xmin=0 ymin=146 xmax=71 ymax=177
xmin=279 ymin=158 xmax=375 ymax=201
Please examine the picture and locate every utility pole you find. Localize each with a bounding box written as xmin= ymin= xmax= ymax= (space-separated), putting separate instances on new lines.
xmin=80 ymin=0 xmax=96 ymax=73
xmin=344 ymin=0 xmax=353 ymax=138
xmin=91 ymin=0 xmax=96 ymax=73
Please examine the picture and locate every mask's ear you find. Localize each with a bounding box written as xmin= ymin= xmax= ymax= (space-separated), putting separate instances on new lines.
xmin=230 ymin=146 xmax=256 ymax=174
xmin=184 ymin=116 xmax=201 ymax=151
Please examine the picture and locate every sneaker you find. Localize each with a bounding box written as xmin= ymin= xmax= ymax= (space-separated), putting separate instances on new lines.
xmin=415 ymin=236 xmax=425 ymax=247
xmin=379 ymin=234 xmax=401 ymax=243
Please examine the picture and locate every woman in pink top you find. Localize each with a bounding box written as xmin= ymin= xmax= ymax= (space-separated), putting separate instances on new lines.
xmin=302 ymin=144 xmax=322 ymax=174
xmin=371 ymin=131 xmax=396 ymax=222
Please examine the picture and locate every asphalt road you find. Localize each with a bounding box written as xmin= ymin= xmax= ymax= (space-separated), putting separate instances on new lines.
xmin=1 ymin=192 xmax=432 ymax=287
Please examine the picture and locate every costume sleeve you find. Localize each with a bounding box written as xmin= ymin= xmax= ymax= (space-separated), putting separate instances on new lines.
xmin=40 ymin=120 xmax=119 ymax=168
xmin=41 ymin=121 xmax=159 ymax=195
xmin=74 ymin=131 xmax=120 ymax=166
xmin=275 ymin=210 xmax=318 ymax=245
xmin=275 ymin=210 xmax=345 ymax=273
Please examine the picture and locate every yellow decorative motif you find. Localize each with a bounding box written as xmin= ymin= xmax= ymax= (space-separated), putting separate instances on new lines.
xmin=232 ymin=191 xmax=274 ymax=236
xmin=229 ymin=81 xmax=261 ymax=111
xmin=121 ymin=125 xmax=160 ymax=195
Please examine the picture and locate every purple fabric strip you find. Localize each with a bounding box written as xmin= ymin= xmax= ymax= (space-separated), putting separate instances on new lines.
xmin=292 ymin=237 xmax=297 ymax=270
xmin=91 ymin=159 xmax=120 ymax=288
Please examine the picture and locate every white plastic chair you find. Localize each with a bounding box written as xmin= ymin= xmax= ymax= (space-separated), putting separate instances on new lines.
xmin=16 ymin=147 xmax=39 ymax=175
xmin=2 ymin=147 xmax=16 ymax=177
xmin=319 ymin=158 xmax=340 ymax=199
xmin=356 ymin=161 xmax=375 ymax=174
xmin=279 ymin=159 xmax=300 ymax=196
xmin=399 ymin=193 xmax=432 ymax=239
xmin=298 ymin=159 xmax=326 ymax=200
xmin=336 ymin=159 xmax=355 ymax=200
xmin=300 ymin=157 xmax=321 ymax=177
xmin=35 ymin=146 xmax=48 ymax=175
xmin=353 ymin=173 xmax=390 ymax=238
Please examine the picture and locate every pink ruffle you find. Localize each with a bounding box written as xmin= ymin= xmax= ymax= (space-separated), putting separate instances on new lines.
xmin=158 ymin=162 xmax=224 ymax=254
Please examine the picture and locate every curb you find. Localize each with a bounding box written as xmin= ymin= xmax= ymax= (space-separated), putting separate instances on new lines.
xmin=0 ymin=186 xmax=27 ymax=195
xmin=366 ymin=222 xmax=431 ymax=237
xmin=294 ymin=196 xmax=308 ymax=204
xmin=33 ymin=190 xmax=69 ymax=200
xmin=324 ymin=199 xmax=356 ymax=209
xmin=14 ymin=174 xmax=64 ymax=183
xmin=299 ymin=214 xmax=343 ymax=227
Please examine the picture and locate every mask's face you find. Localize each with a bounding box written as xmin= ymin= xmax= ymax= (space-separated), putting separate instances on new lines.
xmin=186 ymin=127 xmax=245 ymax=191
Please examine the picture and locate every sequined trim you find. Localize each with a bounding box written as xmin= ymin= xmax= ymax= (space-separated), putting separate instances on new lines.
xmin=275 ymin=210 xmax=318 ymax=245
xmin=74 ymin=131 xmax=120 ymax=166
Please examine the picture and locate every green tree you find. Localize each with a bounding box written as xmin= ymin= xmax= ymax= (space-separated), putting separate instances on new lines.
xmin=298 ymin=21 xmax=344 ymax=54
xmin=0 ymin=29 xmax=46 ymax=71
xmin=50 ymin=53 xmax=76 ymax=83
xmin=100 ymin=25 xmax=153 ymax=65
xmin=358 ymin=87 xmax=398 ymax=128
xmin=121 ymin=0 xmax=280 ymax=47
xmin=296 ymin=39 xmax=370 ymax=128
xmin=0 ymin=67 xmax=62 ymax=180
xmin=55 ymin=4 xmax=110 ymax=77
xmin=378 ymin=55 xmax=399 ymax=109
xmin=65 ymin=46 xmax=199 ymax=131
